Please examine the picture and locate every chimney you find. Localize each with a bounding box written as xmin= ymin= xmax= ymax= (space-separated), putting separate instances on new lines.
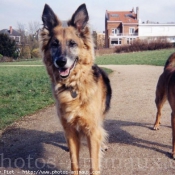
xmin=9 ymin=26 xmax=13 ymax=34
xmin=132 ymin=7 xmax=134 ymax=13
xmin=136 ymin=7 xmax=139 ymax=20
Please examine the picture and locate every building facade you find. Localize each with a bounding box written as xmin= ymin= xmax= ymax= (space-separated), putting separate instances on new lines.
xmin=105 ymin=7 xmax=139 ymax=48
xmin=139 ymin=23 xmax=175 ymax=43
xmin=105 ymin=7 xmax=175 ymax=48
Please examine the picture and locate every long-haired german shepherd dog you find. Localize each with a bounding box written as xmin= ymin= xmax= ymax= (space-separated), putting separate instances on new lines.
xmin=40 ymin=4 xmax=112 ymax=174
xmin=153 ymin=52 xmax=175 ymax=159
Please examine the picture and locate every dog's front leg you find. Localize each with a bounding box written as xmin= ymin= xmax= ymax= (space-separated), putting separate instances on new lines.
xmin=65 ymin=128 xmax=80 ymax=175
xmin=153 ymin=89 xmax=166 ymax=130
xmin=171 ymin=112 xmax=175 ymax=159
xmin=87 ymin=129 xmax=101 ymax=175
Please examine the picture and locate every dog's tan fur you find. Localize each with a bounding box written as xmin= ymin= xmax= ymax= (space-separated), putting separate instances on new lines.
xmin=40 ymin=4 xmax=111 ymax=174
xmin=154 ymin=52 xmax=175 ymax=159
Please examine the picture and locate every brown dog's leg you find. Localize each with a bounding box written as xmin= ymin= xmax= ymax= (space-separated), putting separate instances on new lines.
xmin=153 ymin=87 xmax=166 ymax=130
xmin=87 ymin=129 xmax=102 ymax=175
xmin=65 ymin=129 xmax=80 ymax=175
xmin=171 ymin=112 xmax=175 ymax=159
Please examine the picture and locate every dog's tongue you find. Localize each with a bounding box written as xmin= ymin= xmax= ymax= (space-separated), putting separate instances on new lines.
xmin=59 ymin=68 xmax=70 ymax=77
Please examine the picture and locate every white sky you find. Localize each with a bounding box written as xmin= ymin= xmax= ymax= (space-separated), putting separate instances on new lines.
xmin=0 ymin=0 xmax=175 ymax=32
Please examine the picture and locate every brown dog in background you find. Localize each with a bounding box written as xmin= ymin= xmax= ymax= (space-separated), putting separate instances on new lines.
xmin=153 ymin=52 xmax=175 ymax=159
xmin=40 ymin=4 xmax=112 ymax=174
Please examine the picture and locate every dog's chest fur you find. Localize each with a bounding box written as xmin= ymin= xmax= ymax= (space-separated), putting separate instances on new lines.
xmin=53 ymin=67 xmax=103 ymax=133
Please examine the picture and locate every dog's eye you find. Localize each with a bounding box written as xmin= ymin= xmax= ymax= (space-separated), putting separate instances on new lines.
xmin=51 ymin=39 xmax=60 ymax=47
xmin=69 ymin=40 xmax=77 ymax=47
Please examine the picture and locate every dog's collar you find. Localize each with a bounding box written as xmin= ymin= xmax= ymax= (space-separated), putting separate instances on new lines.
xmin=57 ymin=85 xmax=77 ymax=98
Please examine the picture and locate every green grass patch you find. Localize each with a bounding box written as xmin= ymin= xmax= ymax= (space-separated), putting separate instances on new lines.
xmin=0 ymin=59 xmax=43 ymax=65
xmin=1 ymin=48 xmax=174 ymax=66
xmin=0 ymin=66 xmax=53 ymax=129
xmin=96 ymin=48 xmax=175 ymax=66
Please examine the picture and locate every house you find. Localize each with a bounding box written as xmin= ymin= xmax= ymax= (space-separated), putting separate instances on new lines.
xmin=105 ymin=7 xmax=175 ymax=48
xmin=139 ymin=22 xmax=175 ymax=43
xmin=0 ymin=26 xmax=21 ymax=45
xmin=105 ymin=7 xmax=139 ymax=48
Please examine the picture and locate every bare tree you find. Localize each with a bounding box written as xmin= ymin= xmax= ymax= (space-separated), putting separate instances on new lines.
xmin=16 ymin=21 xmax=41 ymax=59
xmin=28 ymin=21 xmax=40 ymax=35
xmin=16 ymin=22 xmax=30 ymax=58
xmin=16 ymin=22 xmax=28 ymax=44
xmin=28 ymin=21 xmax=41 ymax=58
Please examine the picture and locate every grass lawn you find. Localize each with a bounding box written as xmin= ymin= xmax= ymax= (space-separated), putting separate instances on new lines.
xmin=96 ymin=48 xmax=175 ymax=66
xmin=0 ymin=59 xmax=43 ymax=65
xmin=0 ymin=66 xmax=53 ymax=129
xmin=1 ymin=48 xmax=175 ymax=66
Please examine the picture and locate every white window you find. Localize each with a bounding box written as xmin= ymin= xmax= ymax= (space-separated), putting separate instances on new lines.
xmin=15 ymin=36 xmax=20 ymax=42
xmin=116 ymin=28 xmax=120 ymax=34
xmin=129 ymin=27 xmax=135 ymax=34
xmin=127 ymin=38 xmax=135 ymax=44
xmin=111 ymin=14 xmax=119 ymax=17
xmin=112 ymin=29 xmax=116 ymax=35
xmin=111 ymin=38 xmax=122 ymax=45
xmin=112 ymin=28 xmax=120 ymax=35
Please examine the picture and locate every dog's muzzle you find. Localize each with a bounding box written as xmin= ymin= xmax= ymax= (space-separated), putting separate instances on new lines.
xmin=54 ymin=56 xmax=78 ymax=79
xmin=54 ymin=56 xmax=67 ymax=68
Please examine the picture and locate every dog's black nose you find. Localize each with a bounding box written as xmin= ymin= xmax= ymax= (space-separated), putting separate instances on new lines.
xmin=55 ymin=56 xmax=67 ymax=68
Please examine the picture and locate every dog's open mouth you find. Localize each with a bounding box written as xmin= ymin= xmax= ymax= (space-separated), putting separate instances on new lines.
xmin=59 ymin=58 xmax=78 ymax=79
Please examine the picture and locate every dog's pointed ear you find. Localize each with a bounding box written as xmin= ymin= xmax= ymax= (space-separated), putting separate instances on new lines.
xmin=69 ymin=4 xmax=89 ymax=31
xmin=42 ymin=4 xmax=60 ymax=31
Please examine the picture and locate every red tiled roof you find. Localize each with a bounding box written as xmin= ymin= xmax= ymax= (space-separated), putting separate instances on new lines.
xmin=106 ymin=10 xmax=138 ymax=23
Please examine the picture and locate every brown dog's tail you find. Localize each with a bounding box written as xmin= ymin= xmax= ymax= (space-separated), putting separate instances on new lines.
xmin=164 ymin=52 xmax=175 ymax=70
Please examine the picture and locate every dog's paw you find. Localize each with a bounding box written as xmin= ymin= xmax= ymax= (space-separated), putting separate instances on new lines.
xmin=153 ymin=125 xmax=160 ymax=130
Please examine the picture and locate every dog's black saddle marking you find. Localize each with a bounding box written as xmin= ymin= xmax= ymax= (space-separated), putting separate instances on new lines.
xmin=92 ymin=65 xmax=112 ymax=113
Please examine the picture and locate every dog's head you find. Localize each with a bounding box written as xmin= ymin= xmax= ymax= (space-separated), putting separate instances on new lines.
xmin=40 ymin=4 xmax=94 ymax=80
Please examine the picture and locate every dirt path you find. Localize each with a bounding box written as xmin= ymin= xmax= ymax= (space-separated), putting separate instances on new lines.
xmin=0 ymin=65 xmax=174 ymax=175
